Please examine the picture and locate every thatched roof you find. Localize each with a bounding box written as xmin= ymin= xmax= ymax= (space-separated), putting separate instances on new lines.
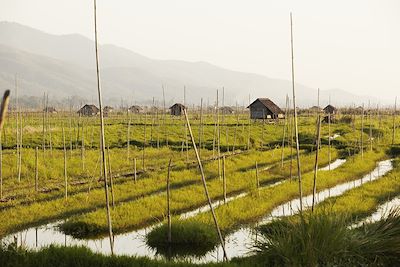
xmin=247 ymin=98 xmax=283 ymax=115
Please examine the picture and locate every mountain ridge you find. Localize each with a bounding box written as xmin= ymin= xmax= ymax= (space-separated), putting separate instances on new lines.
xmin=0 ymin=21 xmax=378 ymax=107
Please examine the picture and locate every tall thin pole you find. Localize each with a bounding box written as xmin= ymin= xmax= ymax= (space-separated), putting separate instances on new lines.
xmin=0 ymin=90 xmax=10 ymax=199
xmin=167 ymin=159 xmax=172 ymax=243
xmin=361 ymin=104 xmax=364 ymax=158
xmin=290 ymin=13 xmax=303 ymax=213
xmin=311 ymin=115 xmax=321 ymax=212
xmin=63 ymin=127 xmax=67 ymax=200
xmin=93 ymin=0 xmax=114 ymax=254
xmin=393 ymin=97 xmax=397 ymax=145
xmin=35 ymin=147 xmax=38 ymax=192
xmin=183 ymin=108 xmax=228 ymax=261
xmin=223 ymin=155 xmax=226 ymax=203
xmin=281 ymin=95 xmax=289 ymax=168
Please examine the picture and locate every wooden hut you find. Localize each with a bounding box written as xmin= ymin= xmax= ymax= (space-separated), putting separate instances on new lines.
xmin=43 ymin=107 xmax=57 ymax=113
xmin=220 ymin=106 xmax=235 ymax=114
xmin=323 ymin=104 xmax=337 ymax=115
xmin=170 ymin=103 xmax=186 ymax=116
xmin=103 ymin=106 xmax=114 ymax=113
xmin=322 ymin=105 xmax=337 ymax=123
xmin=128 ymin=105 xmax=142 ymax=113
xmin=77 ymin=104 xmax=99 ymax=116
xmin=247 ymin=98 xmax=284 ymax=119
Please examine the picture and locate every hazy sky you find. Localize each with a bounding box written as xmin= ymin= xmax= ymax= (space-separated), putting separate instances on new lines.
xmin=1 ymin=0 xmax=399 ymax=99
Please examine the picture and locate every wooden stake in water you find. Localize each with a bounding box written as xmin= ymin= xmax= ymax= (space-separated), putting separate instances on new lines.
xmin=93 ymin=0 xmax=114 ymax=254
xmin=167 ymin=158 xmax=172 ymax=243
xmin=183 ymin=108 xmax=228 ymax=261
xmin=290 ymin=13 xmax=303 ymax=213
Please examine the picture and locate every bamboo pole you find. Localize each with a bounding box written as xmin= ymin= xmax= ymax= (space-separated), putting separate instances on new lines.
xmin=311 ymin=114 xmax=321 ymax=212
xmin=183 ymin=108 xmax=228 ymax=261
xmin=167 ymin=158 xmax=172 ymax=243
xmin=281 ymin=95 xmax=289 ymax=168
xmin=369 ymin=101 xmax=372 ymax=151
xmin=93 ymin=0 xmax=114 ymax=254
xmin=142 ymin=113 xmax=146 ymax=170
xmin=107 ymin=145 xmax=115 ymax=208
xmin=223 ymin=155 xmax=226 ymax=203
xmin=0 ymin=130 xmax=2 ymax=199
xmin=255 ymin=161 xmax=259 ymax=189
xmin=35 ymin=147 xmax=38 ymax=192
xmin=62 ymin=127 xmax=67 ymax=200
xmin=392 ymin=97 xmax=397 ymax=145
xmin=134 ymin=157 xmax=137 ymax=183
xmin=199 ymin=98 xmax=203 ymax=158
xmin=361 ymin=104 xmax=364 ymax=158
xmin=290 ymin=13 xmax=303 ymax=213
xmin=0 ymin=90 xmax=10 ymax=199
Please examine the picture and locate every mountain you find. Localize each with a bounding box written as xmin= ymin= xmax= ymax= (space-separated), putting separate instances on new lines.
xmin=0 ymin=21 xmax=377 ymax=107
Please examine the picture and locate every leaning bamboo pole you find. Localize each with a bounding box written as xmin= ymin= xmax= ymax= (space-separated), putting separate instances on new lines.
xmin=183 ymin=108 xmax=228 ymax=261
xmin=93 ymin=0 xmax=114 ymax=254
xmin=290 ymin=13 xmax=303 ymax=213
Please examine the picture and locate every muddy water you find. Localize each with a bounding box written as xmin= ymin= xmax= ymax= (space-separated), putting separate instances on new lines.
xmin=1 ymin=159 xmax=390 ymax=264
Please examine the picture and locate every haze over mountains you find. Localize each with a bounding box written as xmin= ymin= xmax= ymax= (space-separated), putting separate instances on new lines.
xmin=0 ymin=21 xmax=379 ymax=108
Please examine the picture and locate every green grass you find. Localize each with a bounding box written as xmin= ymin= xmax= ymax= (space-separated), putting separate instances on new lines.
xmin=186 ymin=149 xmax=385 ymax=233
xmin=58 ymin=147 xmax=336 ymax=238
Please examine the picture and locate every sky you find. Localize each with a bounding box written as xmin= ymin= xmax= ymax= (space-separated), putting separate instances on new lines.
xmin=1 ymin=0 xmax=399 ymax=99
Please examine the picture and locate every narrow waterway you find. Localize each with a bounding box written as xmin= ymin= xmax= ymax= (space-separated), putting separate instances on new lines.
xmin=4 ymin=158 xmax=387 ymax=264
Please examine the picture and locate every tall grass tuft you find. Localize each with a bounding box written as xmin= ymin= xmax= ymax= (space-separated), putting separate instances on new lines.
xmin=255 ymin=209 xmax=400 ymax=266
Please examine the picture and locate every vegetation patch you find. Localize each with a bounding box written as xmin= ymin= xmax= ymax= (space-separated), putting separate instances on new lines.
xmin=146 ymin=221 xmax=219 ymax=258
